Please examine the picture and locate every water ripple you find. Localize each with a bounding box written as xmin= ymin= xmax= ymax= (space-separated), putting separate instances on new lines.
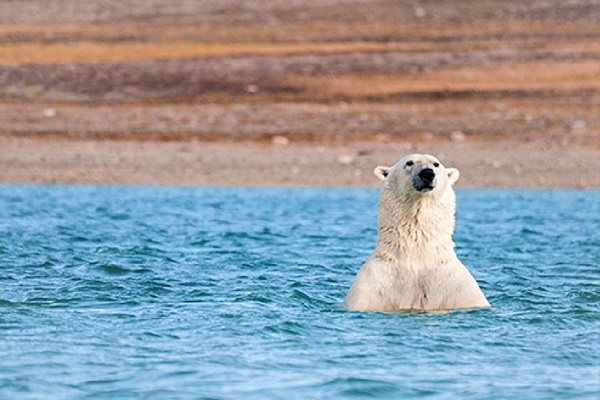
xmin=0 ymin=186 xmax=597 ymax=399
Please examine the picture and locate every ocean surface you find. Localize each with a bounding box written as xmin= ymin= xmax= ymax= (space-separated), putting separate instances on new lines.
xmin=0 ymin=185 xmax=598 ymax=399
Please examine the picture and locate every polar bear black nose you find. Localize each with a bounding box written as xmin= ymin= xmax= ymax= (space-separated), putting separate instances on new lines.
xmin=419 ymin=168 xmax=435 ymax=183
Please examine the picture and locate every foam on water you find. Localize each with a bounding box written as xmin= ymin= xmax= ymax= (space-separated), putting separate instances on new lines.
xmin=0 ymin=185 xmax=598 ymax=399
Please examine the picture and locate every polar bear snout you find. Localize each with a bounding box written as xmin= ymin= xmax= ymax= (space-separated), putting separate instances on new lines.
xmin=413 ymin=167 xmax=436 ymax=192
xmin=419 ymin=168 xmax=435 ymax=183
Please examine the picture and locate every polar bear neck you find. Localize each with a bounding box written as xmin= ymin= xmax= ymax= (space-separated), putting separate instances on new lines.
xmin=375 ymin=187 xmax=457 ymax=267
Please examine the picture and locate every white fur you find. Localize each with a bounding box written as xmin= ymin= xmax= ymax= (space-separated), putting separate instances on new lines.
xmin=345 ymin=154 xmax=489 ymax=312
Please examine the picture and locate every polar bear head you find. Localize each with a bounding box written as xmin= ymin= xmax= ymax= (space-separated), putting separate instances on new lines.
xmin=374 ymin=154 xmax=459 ymax=199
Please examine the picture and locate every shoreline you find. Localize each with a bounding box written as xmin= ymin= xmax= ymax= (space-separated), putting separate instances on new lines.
xmin=2 ymin=137 xmax=598 ymax=189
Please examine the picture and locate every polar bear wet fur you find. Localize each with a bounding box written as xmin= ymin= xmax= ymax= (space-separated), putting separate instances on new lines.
xmin=345 ymin=154 xmax=489 ymax=312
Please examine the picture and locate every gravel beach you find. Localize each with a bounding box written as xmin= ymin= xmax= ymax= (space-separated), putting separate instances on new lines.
xmin=1 ymin=0 xmax=598 ymax=187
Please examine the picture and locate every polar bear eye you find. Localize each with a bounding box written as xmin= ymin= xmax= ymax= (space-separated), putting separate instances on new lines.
xmin=433 ymin=162 xmax=440 ymax=168
xmin=405 ymin=160 xmax=414 ymax=167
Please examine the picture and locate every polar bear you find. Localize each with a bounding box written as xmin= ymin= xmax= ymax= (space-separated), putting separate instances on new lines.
xmin=345 ymin=154 xmax=489 ymax=312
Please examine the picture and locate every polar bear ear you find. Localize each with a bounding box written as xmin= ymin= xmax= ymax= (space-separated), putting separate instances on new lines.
xmin=446 ymin=168 xmax=460 ymax=185
xmin=374 ymin=166 xmax=390 ymax=181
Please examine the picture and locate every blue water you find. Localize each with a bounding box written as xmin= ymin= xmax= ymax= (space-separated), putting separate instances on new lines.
xmin=0 ymin=185 xmax=598 ymax=399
